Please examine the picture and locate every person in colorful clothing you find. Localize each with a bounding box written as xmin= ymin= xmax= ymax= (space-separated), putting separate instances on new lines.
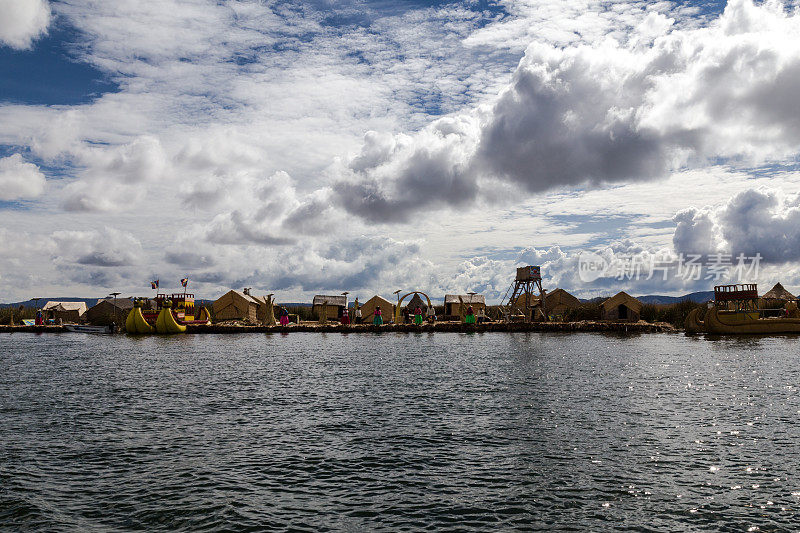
xmin=341 ymin=308 xmax=351 ymax=326
xmin=279 ymin=306 xmax=290 ymax=326
xmin=426 ymin=305 xmax=436 ymax=323
xmin=373 ymin=306 xmax=383 ymax=325
xmin=414 ymin=306 xmax=423 ymax=325
xmin=465 ymin=305 xmax=476 ymax=324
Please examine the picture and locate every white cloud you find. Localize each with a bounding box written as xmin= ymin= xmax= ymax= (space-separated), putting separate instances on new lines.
xmin=85 ymin=135 xmax=168 ymax=184
xmin=51 ymin=227 xmax=144 ymax=267
xmin=333 ymin=114 xmax=483 ymax=221
xmin=0 ymin=0 xmax=518 ymax=216
xmin=0 ymin=154 xmax=46 ymax=201
xmin=0 ymin=227 xmax=144 ymax=297
xmin=442 ymin=239 xmax=785 ymax=301
xmin=62 ymin=136 xmax=169 ymax=211
xmin=162 ymin=233 xmax=434 ymax=297
xmin=183 ymin=169 xmax=338 ymax=245
xmin=0 ymin=0 xmax=50 ymax=49
xmin=4 ymin=0 xmax=800 ymax=302
xmin=463 ymin=0 xmax=716 ymax=56
xmin=334 ymin=0 xmax=800 ymax=221
xmin=674 ymin=187 xmax=800 ymax=263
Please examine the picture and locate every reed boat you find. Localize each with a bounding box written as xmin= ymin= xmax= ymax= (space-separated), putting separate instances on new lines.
xmin=688 ymin=284 xmax=800 ymax=335
xmin=684 ymin=307 xmax=706 ymax=334
xmin=704 ymin=307 xmax=800 ymax=334
xmin=65 ymin=324 xmax=114 ymax=334
xmin=125 ymin=293 xmax=210 ymax=334
xmin=126 ymin=299 xmax=154 ymax=333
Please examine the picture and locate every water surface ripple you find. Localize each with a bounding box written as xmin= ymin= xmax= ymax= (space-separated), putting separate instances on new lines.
xmin=2 ymin=332 xmax=799 ymax=531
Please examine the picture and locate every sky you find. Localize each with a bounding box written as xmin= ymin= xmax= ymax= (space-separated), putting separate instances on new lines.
xmin=2 ymin=0 xmax=800 ymax=303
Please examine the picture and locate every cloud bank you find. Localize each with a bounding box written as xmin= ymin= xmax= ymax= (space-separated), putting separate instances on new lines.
xmin=0 ymin=0 xmax=50 ymax=49
xmin=674 ymin=187 xmax=800 ymax=263
xmin=0 ymin=154 xmax=46 ymax=201
xmin=335 ymin=0 xmax=800 ymax=222
xmin=3 ymin=0 xmax=800 ymax=301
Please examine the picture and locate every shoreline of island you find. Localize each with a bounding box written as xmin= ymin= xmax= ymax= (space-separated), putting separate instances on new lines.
xmin=0 ymin=320 xmax=676 ymax=334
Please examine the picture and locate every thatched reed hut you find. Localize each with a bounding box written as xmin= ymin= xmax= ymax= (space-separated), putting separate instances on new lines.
xmin=762 ymin=283 xmax=795 ymax=303
xmin=42 ymin=301 xmax=88 ymax=323
xmin=600 ymin=292 xmax=642 ymax=322
xmin=511 ymin=288 xmax=581 ymax=317
xmin=313 ymin=295 xmax=348 ymax=320
xmin=86 ymin=297 xmax=134 ymax=325
xmin=404 ymin=293 xmax=428 ymax=313
xmin=761 ymin=283 xmax=796 ymax=315
xmin=444 ymin=294 xmax=486 ymax=319
xmin=213 ymin=289 xmax=268 ymax=322
xmin=359 ymin=295 xmax=395 ymax=322
xmin=544 ymin=288 xmax=581 ymax=316
xmin=511 ymin=293 xmax=538 ymax=310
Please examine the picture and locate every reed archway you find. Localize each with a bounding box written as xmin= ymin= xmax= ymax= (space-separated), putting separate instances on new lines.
xmin=395 ymin=291 xmax=433 ymax=323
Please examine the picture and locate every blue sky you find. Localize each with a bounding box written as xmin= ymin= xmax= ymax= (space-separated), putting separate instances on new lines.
xmin=0 ymin=26 xmax=116 ymax=106
xmin=2 ymin=0 xmax=800 ymax=302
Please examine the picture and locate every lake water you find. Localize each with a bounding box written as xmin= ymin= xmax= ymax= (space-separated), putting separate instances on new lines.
xmin=1 ymin=332 xmax=799 ymax=531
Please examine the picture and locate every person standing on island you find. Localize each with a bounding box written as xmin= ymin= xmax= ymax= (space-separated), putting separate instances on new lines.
xmin=355 ymin=306 xmax=362 ymax=324
xmin=465 ymin=305 xmax=476 ymax=324
xmin=373 ymin=306 xmax=383 ymax=325
xmin=426 ymin=304 xmax=436 ymax=323
xmin=279 ymin=306 xmax=290 ymax=326
xmin=414 ymin=306 xmax=423 ymax=325
xmin=341 ymin=308 xmax=351 ymax=326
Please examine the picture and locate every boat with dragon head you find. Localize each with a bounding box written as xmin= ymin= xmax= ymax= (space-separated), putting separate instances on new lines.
xmin=126 ymin=292 xmax=210 ymax=334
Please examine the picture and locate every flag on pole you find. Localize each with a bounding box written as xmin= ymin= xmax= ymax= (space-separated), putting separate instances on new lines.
xmin=180 ymin=278 xmax=189 ymax=288
xmin=151 ymin=279 xmax=159 ymax=289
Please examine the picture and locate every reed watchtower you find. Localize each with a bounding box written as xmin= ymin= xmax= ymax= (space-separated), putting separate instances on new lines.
xmin=503 ymin=266 xmax=547 ymax=322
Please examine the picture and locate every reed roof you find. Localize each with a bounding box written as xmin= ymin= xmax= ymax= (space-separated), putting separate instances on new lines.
xmin=546 ymin=288 xmax=581 ymax=308
xmin=42 ymin=301 xmax=88 ymax=315
xmin=762 ymin=283 xmax=795 ymax=301
xmin=215 ymin=290 xmax=263 ymax=307
xmin=361 ymin=295 xmax=394 ymax=308
xmin=91 ymin=297 xmax=135 ymax=310
xmin=312 ymin=295 xmax=347 ymax=307
xmin=405 ymin=293 xmax=428 ymax=309
xmin=600 ymin=291 xmax=642 ymax=312
xmin=444 ymin=294 xmax=485 ymax=305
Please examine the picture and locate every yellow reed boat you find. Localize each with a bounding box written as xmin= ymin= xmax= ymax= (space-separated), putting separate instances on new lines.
xmin=686 ymin=284 xmax=800 ymax=335
xmin=125 ymin=293 xmax=210 ymax=334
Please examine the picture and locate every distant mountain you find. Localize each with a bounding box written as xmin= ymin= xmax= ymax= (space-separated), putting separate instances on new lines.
xmin=636 ymin=291 xmax=715 ymax=305
xmin=0 ymin=297 xmax=102 ymax=309
xmin=578 ymin=291 xmax=715 ymax=305
xmin=1 ymin=296 xmax=217 ymax=309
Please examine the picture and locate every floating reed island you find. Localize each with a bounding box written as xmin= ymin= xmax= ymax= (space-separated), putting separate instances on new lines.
xmin=3 ymin=266 xmax=798 ymax=336
xmin=187 ymin=320 xmax=676 ymax=334
xmin=0 ymin=321 xmax=675 ymax=334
